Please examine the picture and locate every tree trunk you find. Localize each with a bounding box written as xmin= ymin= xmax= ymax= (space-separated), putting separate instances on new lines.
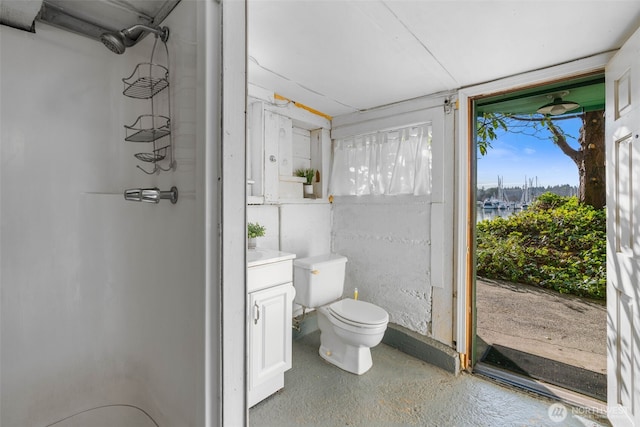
xmin=547 ymin=110 xmax=606 ymax=209
xmin=579 ymin=111 xmax=606 ymax=209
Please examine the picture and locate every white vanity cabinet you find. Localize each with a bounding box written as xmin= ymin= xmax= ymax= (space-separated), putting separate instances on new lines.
xmin=247 ymin=250 xmax=296 ymax=407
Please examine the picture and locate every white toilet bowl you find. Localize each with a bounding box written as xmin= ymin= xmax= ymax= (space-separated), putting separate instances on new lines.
xmin=293 ymin=254 xmax=389 ymax=375
xmin=317 ymin=298 xmax=388 ymax=375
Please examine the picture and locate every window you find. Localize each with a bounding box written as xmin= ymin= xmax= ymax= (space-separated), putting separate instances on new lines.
xmin=330 ymin=123 xmax=432 ymax=196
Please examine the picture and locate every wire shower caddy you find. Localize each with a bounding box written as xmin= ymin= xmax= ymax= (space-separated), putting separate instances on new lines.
xmin=122 ymin=32 xmax=175 ymax=174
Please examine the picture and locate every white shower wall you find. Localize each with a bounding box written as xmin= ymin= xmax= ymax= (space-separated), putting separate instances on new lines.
xmin=0 ymin=1 xmax=206 ymax=426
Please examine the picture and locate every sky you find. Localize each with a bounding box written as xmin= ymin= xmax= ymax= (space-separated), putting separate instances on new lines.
xmin=476 ymin=116 xmax=582 ymax=190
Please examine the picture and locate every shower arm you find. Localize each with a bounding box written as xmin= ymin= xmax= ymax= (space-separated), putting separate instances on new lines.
xmin=123 ymin=24 xmax=169 ymax=43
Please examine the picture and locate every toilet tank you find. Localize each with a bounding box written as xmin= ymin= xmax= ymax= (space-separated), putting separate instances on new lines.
xmin=293 ymin=254 xmax=347 ymax=307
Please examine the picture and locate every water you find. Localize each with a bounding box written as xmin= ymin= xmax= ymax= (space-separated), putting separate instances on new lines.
xmin=476 ymin=207 xmax=521 ymax=223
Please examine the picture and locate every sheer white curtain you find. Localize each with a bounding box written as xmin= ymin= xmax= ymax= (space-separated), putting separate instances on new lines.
xmin=330 ymin=123 xmax=432 ymax=196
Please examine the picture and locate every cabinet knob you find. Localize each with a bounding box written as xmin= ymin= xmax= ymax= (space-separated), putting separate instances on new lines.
xmin=269 ymin=155 xmax=277 ymax=163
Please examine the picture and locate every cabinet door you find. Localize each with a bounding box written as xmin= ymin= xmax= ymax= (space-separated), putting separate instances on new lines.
xmin=249 ymin=283 xmax=294 ymax=390
xmin=248 ymin=101 xmax=265 ymax=199
xmin=264 ymin=111 xmax=293 ymax=201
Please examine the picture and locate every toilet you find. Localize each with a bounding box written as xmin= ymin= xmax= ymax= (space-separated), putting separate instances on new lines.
xmin=293 ymin=254 xmax=389 ymax=375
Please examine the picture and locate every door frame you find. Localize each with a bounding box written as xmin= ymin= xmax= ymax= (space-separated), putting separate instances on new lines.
xmin=455 ymin=52 xmax=615 ymax=368
xmin=212 ymin=0 xmax=247 ymax=426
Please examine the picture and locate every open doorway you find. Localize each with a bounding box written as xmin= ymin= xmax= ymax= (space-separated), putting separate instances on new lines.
xmin=470 ymin=74 xmax=608 ymax=404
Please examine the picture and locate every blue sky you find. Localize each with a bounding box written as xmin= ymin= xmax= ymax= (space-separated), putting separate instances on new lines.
xmin=477 ymin=116 xmax=582 ymax=189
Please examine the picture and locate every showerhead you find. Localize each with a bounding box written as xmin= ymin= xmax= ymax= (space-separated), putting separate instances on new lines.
xmin=100 ymin=24 xmax=169 ymax=54
xmin=100 ymin=32 xmax=126 ymax=54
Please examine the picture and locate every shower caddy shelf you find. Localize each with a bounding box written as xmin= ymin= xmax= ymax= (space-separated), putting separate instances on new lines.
xmin=122 ymin=33 xmax=175 ymax=174
xmin=122 ymin=63 xmax=169 ymax=99
xmin=124 ymin=114 xmax=171 ymax=142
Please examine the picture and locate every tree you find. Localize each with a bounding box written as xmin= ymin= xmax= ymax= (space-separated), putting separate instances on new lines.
xmin=477 ymin=110 xmax=605 ymax=209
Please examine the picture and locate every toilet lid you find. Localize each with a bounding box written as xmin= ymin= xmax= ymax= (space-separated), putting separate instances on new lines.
xmin=328 ymin=299 xmax=388 ymax=327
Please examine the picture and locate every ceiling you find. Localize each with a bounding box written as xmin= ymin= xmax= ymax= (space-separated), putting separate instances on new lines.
xmin=248 ymin=1 xmax=640 ymax=118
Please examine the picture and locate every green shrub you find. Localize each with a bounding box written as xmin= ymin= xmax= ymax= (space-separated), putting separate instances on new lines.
xmin=476 ymin=193 xmax=606 ymax=299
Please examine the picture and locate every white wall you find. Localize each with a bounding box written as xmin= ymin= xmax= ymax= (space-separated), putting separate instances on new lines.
xmin=331 ymin=196 xmax=433 ymax=333
xmin=248 ymin=205 xmax=280 ymax=250
xmin=279 ymin=203 xmax=331 ymax=258
xmin=247 ymin=203 xmax=331 ymax=257
xmin=0 ymin=1 xmax=207 ymax=425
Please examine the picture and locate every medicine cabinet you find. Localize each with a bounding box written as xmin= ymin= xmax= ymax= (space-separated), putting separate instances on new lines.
xmin=247 ymin=97 xmax=331 ymax=204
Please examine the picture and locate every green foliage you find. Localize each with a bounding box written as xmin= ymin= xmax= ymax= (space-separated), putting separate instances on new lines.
xmin=476 ymin=113 xmax=507 ymax=156
xmin=247 ymin=222 xmax=266 ymax=238
xmin=476 ymin=193 xmax=606 ymax=299
xmin=295 ymin=168 xmax=315 ymax=185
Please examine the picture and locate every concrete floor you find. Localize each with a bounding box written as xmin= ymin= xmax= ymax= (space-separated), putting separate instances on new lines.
xmin=249 ymin=331 xmax=609 ymax=427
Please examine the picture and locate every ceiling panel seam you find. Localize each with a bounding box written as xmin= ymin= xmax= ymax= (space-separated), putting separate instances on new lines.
xmin=249 ymin=56 xmax=360 ymax=112
xmin=382 ymin=1 xmax=459 ymax=88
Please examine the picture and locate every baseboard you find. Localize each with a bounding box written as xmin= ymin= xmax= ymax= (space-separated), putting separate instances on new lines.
xmin=382 ymin=324 xmax=461 ymax=375
xmin=293 ymin=314 xmax=460 ymax=375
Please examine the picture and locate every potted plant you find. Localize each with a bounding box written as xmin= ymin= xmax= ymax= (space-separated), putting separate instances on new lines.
xmin=295 ymin=168 xmax=316 ymax=196
xmin=247 ymin=222 xmax=265 ymax=250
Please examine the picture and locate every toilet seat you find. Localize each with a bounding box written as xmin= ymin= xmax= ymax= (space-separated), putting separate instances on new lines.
xmin=327 ymin=298 xmax=388 ymax=329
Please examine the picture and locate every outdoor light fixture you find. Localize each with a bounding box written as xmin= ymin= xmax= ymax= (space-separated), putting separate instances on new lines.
xmin=537 ymin=91 xmax=580 ymax=115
